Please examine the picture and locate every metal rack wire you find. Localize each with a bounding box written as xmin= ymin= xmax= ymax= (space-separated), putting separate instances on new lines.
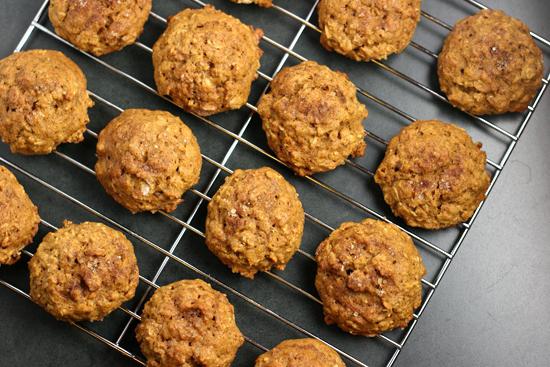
xmin=1 ymin=0 xmax=549 ymax=366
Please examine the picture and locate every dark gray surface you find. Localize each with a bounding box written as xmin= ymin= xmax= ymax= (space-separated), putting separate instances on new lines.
xmin=0 ymin=1 xmax=549 ymax=366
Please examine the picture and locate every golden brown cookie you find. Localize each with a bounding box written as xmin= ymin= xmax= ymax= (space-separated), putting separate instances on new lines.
xmin=136 ymin=279 xmax=244 ymax=367
xmin=49 ymin=0 xmax=152 ymax=56
xmin=152 ymin=5 xmax=263 ymax=116
xmin=255 ymin=338 xmax=345 ymax=367
xmin=315 ymin=219 xmax=426 ymax=336
xmin=95 ymin=109 xmax=202 ymax=214
xmin=258 ymin=61 xmax=367 ymax=176
xmin=229 ymin=0 xmax=272 ymax=7
xmin=205 ymin=167 xmax=304 ymax=278
xmin=438 ymin=9 xmax=543 ymax=115
xmin=374 ymin=120 xmax=490 ymax=229
xmin=28 ymin=221 xmax=139 ymax=322
xmin=0 ymin=50 xmax=93 ymax=155
xmin=318 ymin=0 xmax=421 ymax=61
xmin=0 ymin=166 xmax=40 ymax=265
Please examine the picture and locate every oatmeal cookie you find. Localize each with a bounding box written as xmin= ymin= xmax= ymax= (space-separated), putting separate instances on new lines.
xmin=318 ymin=0 xmax=422 ymax=61
xmin=229 ymin=0 xmax=272 ymax=7
xmin=255 ymin=338 xmax=345 ymax=367
xmin=28 ymin=221 xmax=139 ymax=322
xmin=0 ymin=165 xmax=40 ymax=265
xmin=258 ymin=61 xmax=367 ymax=176
xmin=0 ymin=50 xmax=93 ymax=154
xmin=152 ymin=5 xmax=263 ymax=116
xmin=205 ymin=167 xmax=304 ymax=278
xmin=374 ymin=120 xmax=490 ymax=229
xmin=49 ymin=0 xmax=152 ymax=56
xmin=438 ymin=9 xmax=543 ymax=115
xmin=315 ymin=219 xmax=426 ymax=336
xmin=136 ymin=279 xmax=244 ymax=367
xmin=95 ymin=109 xmax=202 ymax=213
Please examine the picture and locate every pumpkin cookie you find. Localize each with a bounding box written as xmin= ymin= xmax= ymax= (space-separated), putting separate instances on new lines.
xmin=136 ymin=279 xmax=244 ymax=367
xmin=29 ymin=221 xmax=139 ymax=322
xmin=438 ymin=9 xmax=543 ymax=115
xmin=0 ymin=50 xmax=93 ymax=154
xmin=205 ymin=167 xmax=304 ymax=278
xmin=318 ymin=0 xmax=422 ymax=61
xmin=258 ymin=61 xmax=367 ymax=176
xmin=374 ymin=120 xmax=490 ymax=229
xmin=95 ymin=109 xmax=202 ymax=213
xmin=255 ymin=338 xmax=345 ymax=367
xmin=0 ymin=165 xmax=40 ymax=265
xmin=49 ymin=0 xmax=152 ymax=56
xmin=315 ymin=219 xmax=425 ymax=336
xmin=229 ymin=0 xmax=272 ymax=7
xmin=153 ymin=6 xmax=263 ymax=116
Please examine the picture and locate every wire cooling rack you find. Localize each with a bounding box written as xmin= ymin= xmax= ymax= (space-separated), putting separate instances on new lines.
xmin=0 ymin=0 xmax=549 ymax=366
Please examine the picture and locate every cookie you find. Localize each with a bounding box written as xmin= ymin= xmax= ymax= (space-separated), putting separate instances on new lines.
xmin=255 ymin=338 xmax=345 ymax=367
xmin=315 ymin=219 xmax=426 ymax=336
xmin=257 ymin=61 xmax=367 ymax=176
xmin=229 ymin=0 xmax=272 ymax=7
xmin=374 ymin=120 xmax=490 ymax=229
xmin=95 ymin=109 xmax=202 ymax=214
xmin=0 ymin=166 xmax=40 ymax=265
xmin=153 ymin=5 xmax=263 ymax=116
xmin=318 ymin=0 xmax=421 ymax=61
xmin=205 ymin=167 xmax=304 ymax=278
xmin=438 ymin=9 xmax=543 ymax=115
xmin=136 ymin=279 xmax=244 ymax=367
xmin=28 ymin=221 xmax=139 ymax=322
xmin=49 ymin=0 xmax=152 ymax=56
xmin=0 ymin=50 xmax=93 ymax=154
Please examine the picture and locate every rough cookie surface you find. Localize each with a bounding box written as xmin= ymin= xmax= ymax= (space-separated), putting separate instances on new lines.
xmin=153 ymin=5 xmax=263 ymax=116
xmin=374 ymin=120 xmax=490 ymax=229
xmin=205 ymin=167 xmax=304 ymax=278
xmin=0 ymin=166 xmax=40 ymax=265
xmin=255 ymin=338 xmax=345 ymax=367
xmin=229 ymin=0 xmax=272 ymax=7
xmin=136 ymin=279 xmax=244 ymax=367
xmin=318 ymin=0 xmax=421 ymax=61
xmin=438 ymin=9 xmax=543 ymax=115
xmin=315 ymin=219 xmax=426 ymax=336
xmin=0 ymin=50 xmax=93 ymax=155
xmin=95 ymin=109 xmax=202 ymax=214
xmin=49 ymin=0 xmax=152 ymax=56
xmin=258 ymin=61 xmax=367 ymax=176
xmin=29 ymin=221 xmax=139 ymax=322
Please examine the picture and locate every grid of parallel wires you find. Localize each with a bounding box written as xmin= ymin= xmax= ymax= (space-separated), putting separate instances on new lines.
xmin=0 ymin=0 xmax=549 ymax=366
